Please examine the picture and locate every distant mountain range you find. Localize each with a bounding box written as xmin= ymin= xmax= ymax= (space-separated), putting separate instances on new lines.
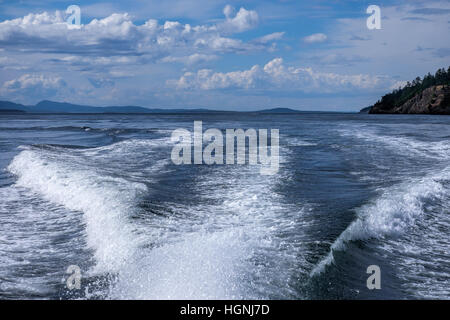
xmin=0 ymin=100 xmax=304 ymax=114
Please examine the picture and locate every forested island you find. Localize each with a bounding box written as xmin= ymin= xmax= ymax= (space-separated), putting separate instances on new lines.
xmin=362 ymin=67 xmax=450 ymax=114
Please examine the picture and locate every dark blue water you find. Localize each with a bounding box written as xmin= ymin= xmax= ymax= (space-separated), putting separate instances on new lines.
xmin=0 ymin=113 xmax=449 ymax=299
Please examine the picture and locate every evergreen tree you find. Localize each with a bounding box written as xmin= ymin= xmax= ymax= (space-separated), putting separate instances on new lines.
xmin=375 ymin=66 xmax=449 ymax=109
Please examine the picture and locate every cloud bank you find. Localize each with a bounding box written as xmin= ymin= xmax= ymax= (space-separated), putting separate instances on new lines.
xmin=169 ymin=58 xmax=388 ymax=92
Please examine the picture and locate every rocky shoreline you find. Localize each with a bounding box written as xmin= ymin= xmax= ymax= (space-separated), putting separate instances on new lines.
xmin=367 ymin=85 xmax=450 ymax=114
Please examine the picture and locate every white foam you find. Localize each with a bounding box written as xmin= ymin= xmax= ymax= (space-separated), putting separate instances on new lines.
xmin=7 ymin=148 xmax=146 ymax=274
xmin=283 ymin=136 xmax=317 ymax=147
xmin=82 ymin=137 xmax=173 ymax=156
xmin=311 ymin=166 xmax=450 ymax=276
xmin=107 ymin=153 xmax=307 ymax=299
xmin=339 ymin=128 xmax=450 ymax=160
xmin=6 ymin=136 xmax=309 ymax=299
xmin=0 ymin=184 xmax=91 ymax=297
xmin=110 ymin=229 xmax=254 ymax=299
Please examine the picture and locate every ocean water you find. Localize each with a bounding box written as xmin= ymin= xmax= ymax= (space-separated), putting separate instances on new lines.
xmin=0 ymin=112 xmax=449 ymax=300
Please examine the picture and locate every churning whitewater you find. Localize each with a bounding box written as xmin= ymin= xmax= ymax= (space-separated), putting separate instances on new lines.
xmin=0 ymin=113 xmax=449 ymax=299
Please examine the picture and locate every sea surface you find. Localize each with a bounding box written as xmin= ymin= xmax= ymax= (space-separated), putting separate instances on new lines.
xmin=0 ymin=112 xmax=449 ymax=299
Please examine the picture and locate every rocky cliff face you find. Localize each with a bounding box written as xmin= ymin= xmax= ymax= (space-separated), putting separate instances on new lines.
xmin=369 ymin=85 xmax=450 ymax=114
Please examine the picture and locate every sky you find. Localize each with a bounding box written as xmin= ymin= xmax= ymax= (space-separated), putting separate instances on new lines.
xmin=0 ymin=0 xmax=449 ymax=111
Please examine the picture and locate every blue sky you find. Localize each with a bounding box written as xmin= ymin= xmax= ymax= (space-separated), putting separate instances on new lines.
xmin=0 ymin=0 xmax=449 ymax=111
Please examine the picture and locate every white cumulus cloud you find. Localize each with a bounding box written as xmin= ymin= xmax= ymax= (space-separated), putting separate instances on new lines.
xmin=219 ymin=6 xmax=259 ymax=33
xmin=303 ymin=33 xmax=327 ymax=43
xmin=0 ymin=7 xmax=266 ymax=59
xmin=162 ymin=53 xmax=218 ymax=66
xmin=1 ymin=74 xmax=69 ymax=100
xmin=168 ymin=58 xmax=392 ymax=93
